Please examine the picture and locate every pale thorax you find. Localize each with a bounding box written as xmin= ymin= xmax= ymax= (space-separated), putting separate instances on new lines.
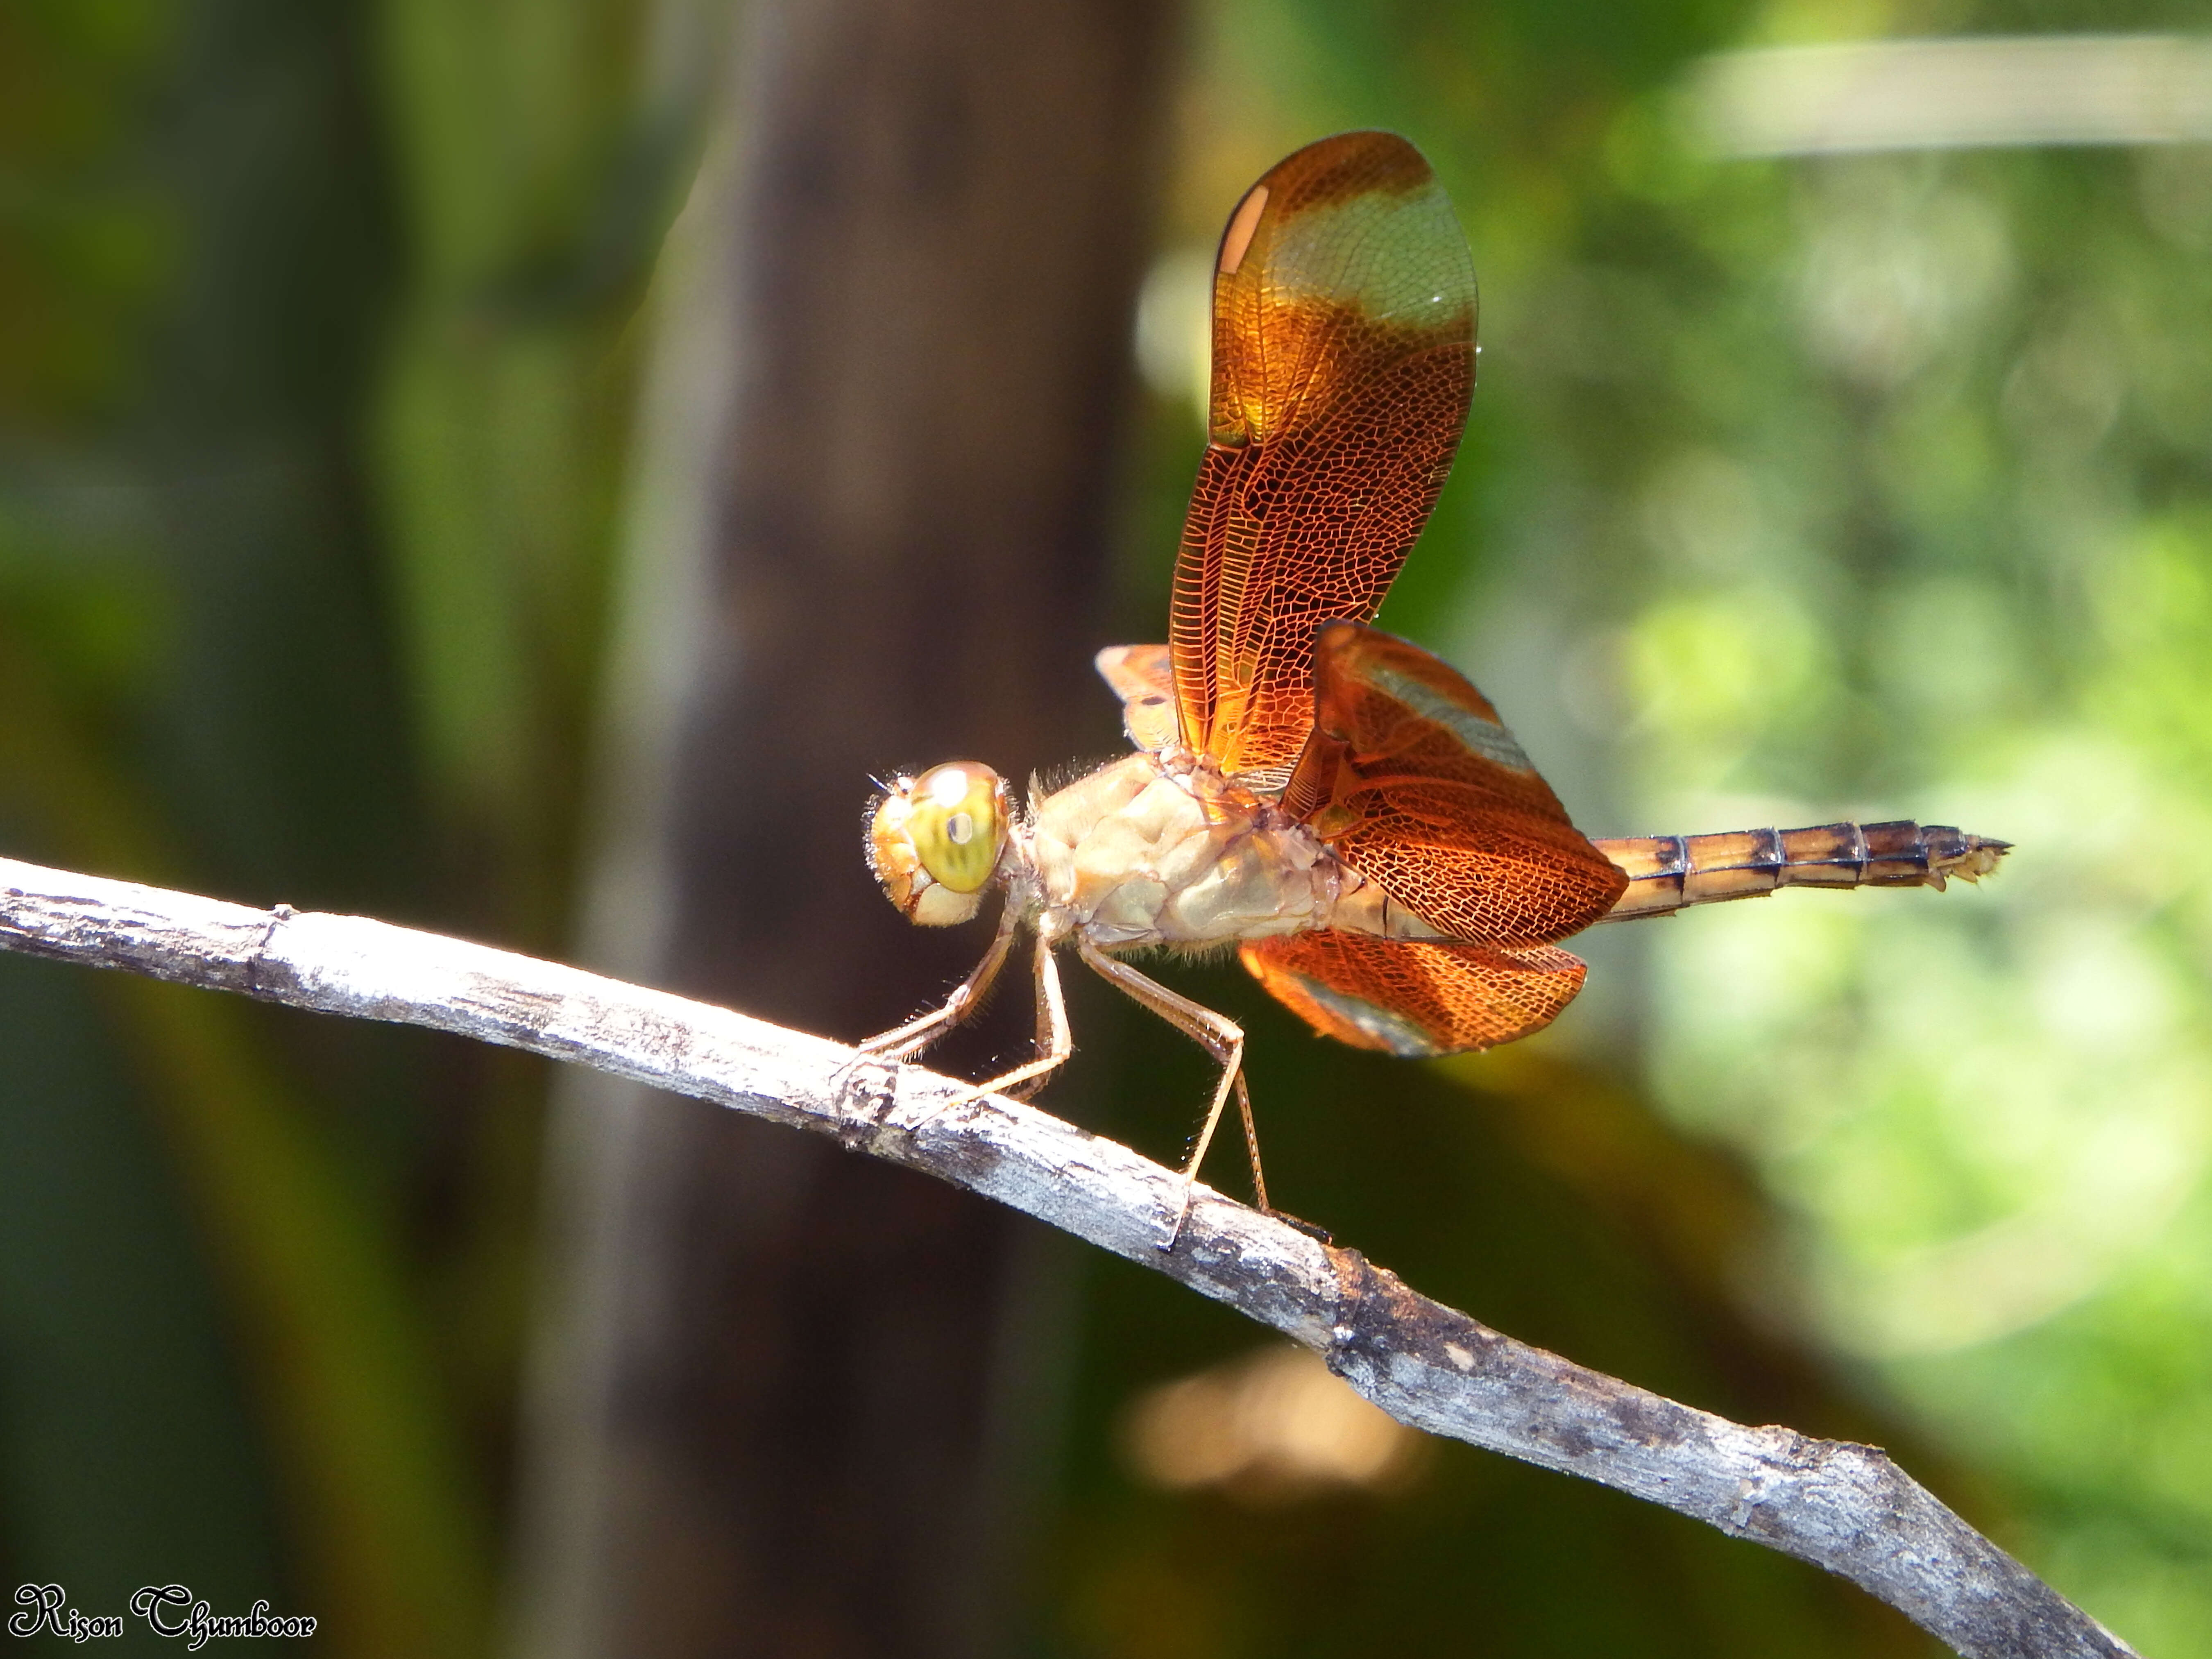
xmin=1020 ymin=750 xmax=1440 ymax=950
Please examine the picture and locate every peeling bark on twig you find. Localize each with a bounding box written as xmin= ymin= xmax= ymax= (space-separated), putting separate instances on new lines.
xmin=0 ymin=855 xmax=2139 ymax=1659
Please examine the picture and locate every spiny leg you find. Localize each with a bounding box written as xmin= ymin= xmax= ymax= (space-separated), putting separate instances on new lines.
xmin=858 ymin=897 xmax=1020 ymax=1063
xmin=1075 ymin=938 xmax=1266 ymax=1239
xmin=935 ymin=938 xmax=1072 ymax=1109
xmin=1004 ymin=934 xmax=1072 ymax=1103
xmin=1233 ymin=1070 xmax=1269 ymax=1215
xmin=1074 ymin=939 xmax=1244 ymax=1182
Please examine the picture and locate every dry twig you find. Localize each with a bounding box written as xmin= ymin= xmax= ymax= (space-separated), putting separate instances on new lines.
xmin=0 ymin=854 xmax=2137 ymax=1659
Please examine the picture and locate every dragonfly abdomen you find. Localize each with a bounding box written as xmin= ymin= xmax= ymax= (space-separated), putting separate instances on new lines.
xmin=1591 ymin=822 xmax=2010 ymax=922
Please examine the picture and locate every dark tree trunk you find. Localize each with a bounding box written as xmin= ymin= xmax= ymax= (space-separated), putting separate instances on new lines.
xmin=514 ymin=2 xmax=1180 ymax=1655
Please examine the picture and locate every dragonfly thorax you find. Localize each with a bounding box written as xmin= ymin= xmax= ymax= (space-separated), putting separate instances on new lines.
xmin=1027 ymin=752 xmax=1344 ymax=951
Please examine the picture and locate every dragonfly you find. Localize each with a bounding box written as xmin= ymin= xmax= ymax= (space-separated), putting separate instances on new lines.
xmin=862 ymin=130 xmax=2007 ymax=1224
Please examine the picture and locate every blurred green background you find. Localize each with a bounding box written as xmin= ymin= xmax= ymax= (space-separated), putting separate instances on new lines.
xmin=2 ymin=0 xmax=2207 ymax=1653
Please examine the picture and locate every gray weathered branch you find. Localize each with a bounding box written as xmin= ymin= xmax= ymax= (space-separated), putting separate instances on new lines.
xmin=0 ymin=854 xmax=2136 ymax=1659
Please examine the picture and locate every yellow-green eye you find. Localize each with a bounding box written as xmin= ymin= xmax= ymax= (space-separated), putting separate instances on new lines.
xmin=906 ymin=763 xmax=1006 ymax=893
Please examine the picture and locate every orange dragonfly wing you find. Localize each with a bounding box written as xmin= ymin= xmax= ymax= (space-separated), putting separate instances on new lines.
xmin=1093 ymin=644 xmax=1178 ymax=752
xmin=1241 ymin=931 xmax=1586 ymax=1056
xmin=1282 ymin=621 xmax=1626 ymax=944
xmin=1171 ymin=131 xmax=1478 ymax=782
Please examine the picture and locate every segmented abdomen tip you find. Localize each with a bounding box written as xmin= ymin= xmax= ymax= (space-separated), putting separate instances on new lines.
xmin=1938 ymin=834 xmax=2012 ymax=883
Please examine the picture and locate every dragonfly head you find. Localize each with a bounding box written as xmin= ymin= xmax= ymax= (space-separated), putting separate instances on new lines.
xmin=867 ymin=762 xmax=1011 ymax=926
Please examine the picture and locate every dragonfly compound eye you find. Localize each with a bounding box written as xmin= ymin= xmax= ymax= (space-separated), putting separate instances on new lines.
xmin=867 ymin=762 xmax=1007 ymax=926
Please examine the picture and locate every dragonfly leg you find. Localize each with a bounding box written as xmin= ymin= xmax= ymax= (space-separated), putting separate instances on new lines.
xmin=857 ymin=897 xmax=1020 ymax=1063
xmin=1004 ymin=937 xmax=1073 ymax=1102
xmin=933 ymin=939 xmax=1072 ymax=1109
xmin=1075 ymin=938 xmax=1260 ymax=1246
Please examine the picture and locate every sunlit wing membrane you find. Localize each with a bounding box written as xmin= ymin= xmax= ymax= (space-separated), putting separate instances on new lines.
xmin=1283 ymin=622 xmax=1626 ymax=944
xmin=1170 ymin=131 xmax=1478 ymax=780
xmin=1240 ymin=931 xmax=1586 ymax=1057
xmin=1094 ymin=643 xmax=1179 ymax=752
